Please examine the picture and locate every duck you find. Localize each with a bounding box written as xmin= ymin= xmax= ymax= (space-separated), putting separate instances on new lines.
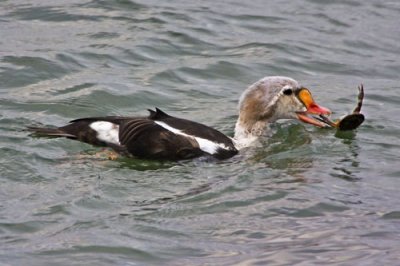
xmin=28 ymin=76 xmax=331 ymax=160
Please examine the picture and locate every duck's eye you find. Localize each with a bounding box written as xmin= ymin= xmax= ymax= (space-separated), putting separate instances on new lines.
xmin=283 ymin=88 xmax=293 ymax=95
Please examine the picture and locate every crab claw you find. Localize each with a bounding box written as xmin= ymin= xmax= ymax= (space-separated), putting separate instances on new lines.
xmin=352 ymin=84 xmax=364 ymax=114
xmin=317 ymin=84 xmax=365 ymax=131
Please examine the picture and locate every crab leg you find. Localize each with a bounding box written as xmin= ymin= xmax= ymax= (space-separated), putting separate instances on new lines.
xmin=316 ymin=115 xmax=337 ymax=127
xmin=352 ymin=84 xmax=364 ymax=114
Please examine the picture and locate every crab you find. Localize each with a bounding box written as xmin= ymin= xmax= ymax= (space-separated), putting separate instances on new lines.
xmin=318 ymin=85 xmax=365 ymax=131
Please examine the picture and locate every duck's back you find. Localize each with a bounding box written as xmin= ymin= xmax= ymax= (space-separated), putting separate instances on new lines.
xmin=28 ymin=108 xmax=238 ymax=160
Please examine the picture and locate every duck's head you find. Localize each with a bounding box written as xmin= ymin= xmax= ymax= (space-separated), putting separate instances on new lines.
xmin=237 ymin=76 xmax=331 ymax=131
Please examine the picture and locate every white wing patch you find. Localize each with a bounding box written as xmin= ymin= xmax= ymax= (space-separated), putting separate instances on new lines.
xmin=90 ymin=121 xmax=120 ymax=145
xmin=154 ymin=121 xmax=230 ymax=155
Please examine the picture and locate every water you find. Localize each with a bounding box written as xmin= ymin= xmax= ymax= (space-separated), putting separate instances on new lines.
xmin=1 ymin=0 xmax=400 ymax=265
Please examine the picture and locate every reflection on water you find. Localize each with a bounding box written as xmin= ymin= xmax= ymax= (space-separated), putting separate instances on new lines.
xmin=250 ymin=124 xmax=315 ymax=182
xmin=331 ymin=135 xmax=362 ymax=181
xmin=1 ymin=0 xmax=400 ymax=265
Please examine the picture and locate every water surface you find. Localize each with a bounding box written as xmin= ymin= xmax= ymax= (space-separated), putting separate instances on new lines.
xmin=1 ymin=0 xmax=400 ymax=265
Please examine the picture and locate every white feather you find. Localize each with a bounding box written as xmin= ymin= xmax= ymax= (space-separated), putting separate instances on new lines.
xmin=154 ymin=121 xmax=230 ymax=154
xmin=89 ymin=121 xmax=120 ymax=145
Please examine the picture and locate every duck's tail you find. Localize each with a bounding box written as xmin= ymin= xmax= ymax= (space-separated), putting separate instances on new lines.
xmin=26 ymin=126 xmax=76 ymax=138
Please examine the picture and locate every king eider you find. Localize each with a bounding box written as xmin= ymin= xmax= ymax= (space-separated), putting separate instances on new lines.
xmin=28 ymin=76 xmax=331 ymax=160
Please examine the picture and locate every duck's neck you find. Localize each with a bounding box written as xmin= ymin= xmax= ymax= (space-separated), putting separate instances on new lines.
xmin=233 ymin=117 xmax=269 ymax=149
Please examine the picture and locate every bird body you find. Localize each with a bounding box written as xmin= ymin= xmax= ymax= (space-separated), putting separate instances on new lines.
xmin=28 ymin=76 xmax=331 ymax=160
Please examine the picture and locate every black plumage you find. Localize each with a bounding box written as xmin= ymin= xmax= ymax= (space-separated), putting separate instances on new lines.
xmin=28 ymin=108 xmax=238 ymax=160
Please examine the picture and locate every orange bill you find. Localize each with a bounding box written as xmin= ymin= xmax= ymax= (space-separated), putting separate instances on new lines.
xmin=296 ymin=88 xmax=331 ymax=127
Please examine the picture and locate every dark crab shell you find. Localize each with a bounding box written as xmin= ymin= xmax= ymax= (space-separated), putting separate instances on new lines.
xmin=336 ymin=113 xmax=365 ymax=131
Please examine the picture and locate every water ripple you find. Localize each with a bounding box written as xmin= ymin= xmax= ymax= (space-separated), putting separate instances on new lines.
xmin=1 ymin=0 xmax=400 ymax=265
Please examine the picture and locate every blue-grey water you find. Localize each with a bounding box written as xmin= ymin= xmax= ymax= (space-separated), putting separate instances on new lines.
xmin=1 ymin=0 xmax=400 ymax=265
